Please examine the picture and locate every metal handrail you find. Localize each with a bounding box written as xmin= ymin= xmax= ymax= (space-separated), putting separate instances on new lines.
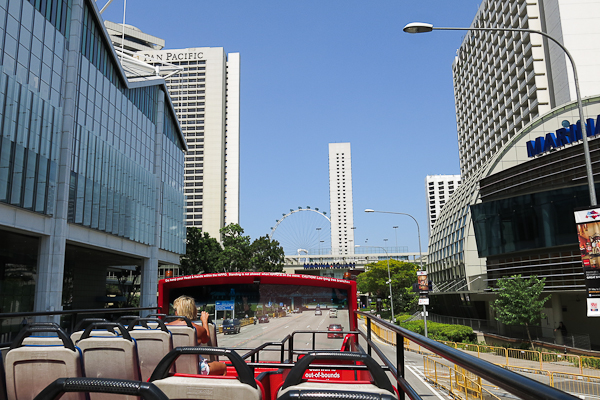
xmin=0 ymin=307 xmax=159 ymax=319
xmin=0 ymin=307 xmax=160 ymax=346
xmin=358 ymin=311 xmax=578 ymax=400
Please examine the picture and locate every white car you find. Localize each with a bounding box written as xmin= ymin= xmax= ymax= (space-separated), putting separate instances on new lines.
xmin=329 ymin=309 xmax=338 ymax=318
xmin=315 ymin=309 xmax=322 ymax=316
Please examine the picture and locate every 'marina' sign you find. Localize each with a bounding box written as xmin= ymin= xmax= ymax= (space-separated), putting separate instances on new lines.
xmin=526 ymin=115 xmax=600 ymax=158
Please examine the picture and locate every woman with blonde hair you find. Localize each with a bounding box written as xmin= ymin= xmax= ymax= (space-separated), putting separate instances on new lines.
xmin=168 ymin=295 xmax=226 ymax=375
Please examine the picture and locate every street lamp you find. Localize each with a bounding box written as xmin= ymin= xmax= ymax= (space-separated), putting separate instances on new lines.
xmin=316 ymin=227 xmax=322 ymax=255
xmin=357 ymin=245 xmax=394 ymax=323
xmin=393 ymin=226 xmax=398 ymax=251
xmin=365 ymin=208 xmax=426 ymax=336
xmin=403 ymin=22 xmax=597 ymax=206
xmin=364 ymin=209 xmax=423 ymax=268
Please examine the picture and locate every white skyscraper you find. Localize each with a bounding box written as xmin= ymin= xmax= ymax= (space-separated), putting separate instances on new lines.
xmin=328 ymin=143 xmax=355 ymax=256
xmin=425 ymin=175 xmax=461 ymax=236
xmin=138 ymin=47 xmax=241 ymax=240
xmin=453 ymin=0 xmax=600 ymax=181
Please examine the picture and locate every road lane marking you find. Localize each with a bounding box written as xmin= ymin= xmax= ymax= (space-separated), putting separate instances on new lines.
xmin=406 ymin=365 xmax=448 ymax=400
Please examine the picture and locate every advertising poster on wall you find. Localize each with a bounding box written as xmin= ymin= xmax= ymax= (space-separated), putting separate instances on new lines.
xmin=574 ymin=208 xmax=600 ymax=308
xmin=588 ymin=298 xmax=600 ymax=317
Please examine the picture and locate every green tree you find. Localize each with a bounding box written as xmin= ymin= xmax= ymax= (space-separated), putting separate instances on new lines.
xmin=218 ymin=224 xmax=251 ymax=272
xmin=491 ymin=274 xmax=551 ymax=351
xmin=356 ymin=260 xmax=419 ymax=315
xmin=250 ymin=235 xmax=285 ymax=272
xmin=180 ymin=228 xmax=222 ymax=275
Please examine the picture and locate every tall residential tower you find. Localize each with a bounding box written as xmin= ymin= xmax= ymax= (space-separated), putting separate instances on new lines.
xmin=328 ymin=143 xmax=355 ymax=256
xmin=425 ymin=175 xmax=461 ymax=236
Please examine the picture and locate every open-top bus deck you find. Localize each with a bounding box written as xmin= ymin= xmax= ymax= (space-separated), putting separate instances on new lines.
xmin=0 ymin=273 xmax=579 ymax=400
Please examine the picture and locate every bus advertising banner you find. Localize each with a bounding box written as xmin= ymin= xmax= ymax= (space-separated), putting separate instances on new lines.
xmin=574 ymin=208 xmax=600 ymax=304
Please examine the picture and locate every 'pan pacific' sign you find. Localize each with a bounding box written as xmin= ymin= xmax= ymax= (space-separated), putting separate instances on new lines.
xmin=526 ymin=115 xmax=600 ymax=158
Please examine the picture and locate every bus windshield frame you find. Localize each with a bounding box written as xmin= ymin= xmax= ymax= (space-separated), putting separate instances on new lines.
xmin=158 ymin=272 xmax=358 ymax=331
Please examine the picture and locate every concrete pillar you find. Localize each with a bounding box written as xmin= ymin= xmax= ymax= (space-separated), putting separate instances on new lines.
xmin=140 ymin=256 xmax=158 ymax=310
xmin=34 ymin=0 xmax=84 ymax=318
xmin=140 ymin=90 xmax=165 ymax=310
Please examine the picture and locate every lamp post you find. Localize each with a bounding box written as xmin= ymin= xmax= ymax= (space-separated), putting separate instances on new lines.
xmin=403 ymin=22 xmax=597 ymax=206
xmin=358 ymin=245 xmax=394 ymax=323
xmin=316 ymin=227 xmax=322 ymax=255
xmin=365 ymin=208 xmax=427 ymax=336
xmin=393 ymin=226 xmax=398 ymax=252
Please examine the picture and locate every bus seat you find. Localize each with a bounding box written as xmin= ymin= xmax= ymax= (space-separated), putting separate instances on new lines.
xmin=127 ymin=318 xmax=173 ymax=381
xmin=70 ymin=319 xmax=112 ymax=344
xmin=0 ymin=343 xmax=7 ymax=400
xmin=76 ymin=323 xmax=141 ymax=400
xmin=163 ymin=316 xmax=218 ymax=363
xmin=5 ymin=326 xmax=85 ymax=400
xmin=21 ymin=323 xmax=64 ymax=346
xmin=163 ymin=317 xmax=199 ymax=374
xmin=149 ymin=347 xmax=262 ymax=400
xmin=277 ymin=352 xmax=397 ymax=400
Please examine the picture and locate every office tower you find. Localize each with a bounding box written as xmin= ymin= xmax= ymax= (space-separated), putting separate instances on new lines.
xmin=453 ymin=0 xmax=600 ymax=181
xmin=328 ymin=143 xmax=355 ymax=256
xmin=0 ymin=0 xmax=186 ymax=316
xmin=137 ymin=47 xmax=241 ymax=240
xmin=425 ymin=175 xmax=461 ymax=236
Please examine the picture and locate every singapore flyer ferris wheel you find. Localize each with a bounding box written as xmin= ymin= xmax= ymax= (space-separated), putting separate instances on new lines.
xmin=270 ymin=207 xmax=332 ymax=256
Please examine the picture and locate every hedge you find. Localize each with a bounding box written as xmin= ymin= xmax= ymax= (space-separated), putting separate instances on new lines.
xmin=398 ymin=319 xmax=475 ymax=343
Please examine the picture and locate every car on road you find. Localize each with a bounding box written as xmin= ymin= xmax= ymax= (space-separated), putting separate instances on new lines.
xmin=315 ymin=308 xmax=322 ymax=316
xmin=327 ymin=324 xmax=343 ymax=338
xmin=222 ymin=318 xmax=241 ymax=334
xmin=329 ymin=309 xmax=338 ymax=318
xmin=292 ymin=308 xmax=301 ymax=313
xmin=258 ymin=315 xmax=269 ymax=323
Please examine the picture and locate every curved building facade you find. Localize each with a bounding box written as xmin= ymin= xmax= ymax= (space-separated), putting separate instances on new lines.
xmin=429 ymin=96 xmax=600 ymax=344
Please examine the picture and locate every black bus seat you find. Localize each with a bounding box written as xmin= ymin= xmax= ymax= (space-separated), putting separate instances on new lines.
xmin=33 ymin=378 xmax=167 ymax=400
xmin=5 ymin=326 xmax=85 ymax=400
xmin=276 ymin=352 xmax=397 ymax=400
xmin=149 ymin=347 xmax=263 ymax=400
xmin=127 ymin=318 xmax=173 ymax=381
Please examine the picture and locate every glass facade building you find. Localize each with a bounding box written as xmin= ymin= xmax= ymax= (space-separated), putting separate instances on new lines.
xmin=0 ymin=0 xmax=186 ymax=321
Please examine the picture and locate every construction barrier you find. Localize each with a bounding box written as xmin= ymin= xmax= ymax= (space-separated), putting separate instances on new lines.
xmin=423 ymin=356 xmax=501 ymax=400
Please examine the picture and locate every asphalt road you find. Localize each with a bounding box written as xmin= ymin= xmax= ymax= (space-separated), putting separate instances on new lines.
xmin=218 ymin=310 xmax=450 ymax=399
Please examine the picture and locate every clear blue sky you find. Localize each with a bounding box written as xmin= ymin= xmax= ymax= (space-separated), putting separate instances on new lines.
xmin=101 ymin=1 xmax=481 ymax=255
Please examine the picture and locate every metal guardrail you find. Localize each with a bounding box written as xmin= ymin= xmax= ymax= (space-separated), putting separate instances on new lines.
xmin=357 ymin=311 xmax=578 ymax=400
xmin=0 ymin=307 xmax=160 ymax=346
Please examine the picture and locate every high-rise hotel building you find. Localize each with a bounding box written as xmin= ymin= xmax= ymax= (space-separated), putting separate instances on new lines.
xmin=137 ymin=48 xmax=240 ymax=240
xmin=328 ymin=143 xmax=355 ymax=256
xmin=428 ymin=0 xmax=600 ymax=290
xmin=454 ymin=0 xmax=600 ymax=180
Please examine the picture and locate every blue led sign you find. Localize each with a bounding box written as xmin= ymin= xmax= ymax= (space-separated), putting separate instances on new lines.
xmin=526 ymin=115 xmax=600 ymax=158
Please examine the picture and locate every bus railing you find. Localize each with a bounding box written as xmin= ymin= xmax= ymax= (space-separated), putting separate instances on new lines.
xmin=357 ymin=311 xmax=578 ymax=400
xmin=0 ymin=307 xmax=160 ymax=346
